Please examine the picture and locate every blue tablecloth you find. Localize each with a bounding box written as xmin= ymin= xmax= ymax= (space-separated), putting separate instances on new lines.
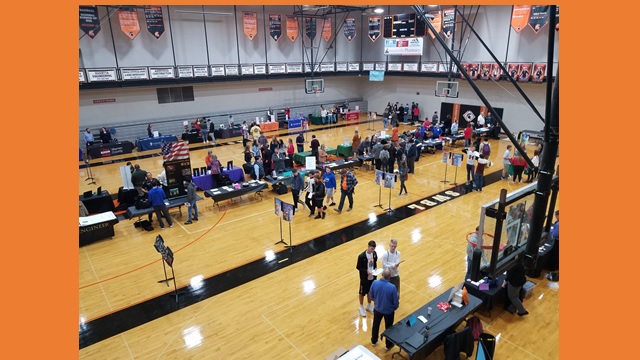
xmin=136 ymin=135 xmax=179 ymax=151
xmin=192 ymin=166 xmax=246 ymax=190
xmin=288 ymin=117 xmax=304 ymax=129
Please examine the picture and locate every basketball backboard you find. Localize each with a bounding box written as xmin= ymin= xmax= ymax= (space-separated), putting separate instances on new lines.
xmin=435 ymin=81 xmax=459 ymax=98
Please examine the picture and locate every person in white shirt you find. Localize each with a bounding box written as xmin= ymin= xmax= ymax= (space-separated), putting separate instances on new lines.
xmin=477 ymin=113 xmax=485 ymax=128
xmin=466 ymin=147 xmax=477 ymax=183
xmin=381 ymin=239 xmax=402 ymax=300
xmin=320 ymin=105 xmax=328 ymax=125
xmin=502 ymin=144 xmax=513 ymax=180
xmin=228 ymin=115 xmax=235 ymax=127
xmin=450 ymin=119 xmax=459 ymax=134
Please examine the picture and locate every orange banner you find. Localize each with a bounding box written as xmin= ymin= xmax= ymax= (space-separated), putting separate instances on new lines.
xmin=321 ymin=18 xmax=332 ymax=42
xmin=118 ymin=7 xmax=140 ymax=40
xmin=428 ymin=11 xmax=442 ymax=39
xmin=511 ymin=5 xmax=531 ymax=33
xmin=479 ymin=106 xmax=488 ymax=117
xmin=286 ymin=15 xmax=298 ymax=42
xmin=452 ymin=103 xmax=461 ymax=123
xmin=243 ymin=11 xmax=257 ymax=40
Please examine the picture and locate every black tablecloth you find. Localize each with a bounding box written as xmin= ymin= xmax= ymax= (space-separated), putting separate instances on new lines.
xmin=464 ymin=273 xmax=506 ymax=315
xmin=382 ymin=288 xmax=482 ymax=360
xmin=80 ymin=215 xmax=119 ymax=246
xmin=317 ymin=159 xmax=360 ymax=172
xmin=213 ymin=125 xmax=243 ymax=139
xmin=181 ymin=132 xmax=213 ymax=143
xmin=80 ymin=191 xmax=115 ymax=214
xmin=125 ymin=195 xmax=202 ymax=220
xmin=87 ymin=141 xmax=134 ymax=159
xmin=204 ymin=181 xmax=266 ymax=206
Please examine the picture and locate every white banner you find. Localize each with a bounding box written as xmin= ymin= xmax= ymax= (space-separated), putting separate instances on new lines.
xmin=211 ymin=65 xmax=225 ymax=76
xmin=177 ymin=66 xmax=194 ymax=78
xmin=403 ymin=63 xmax=418 ymax=72
xmin=421 ymin=62 xmax=438 ymax=72
xmin=388 ymin=63 xmax=402 ymax=71
xmin=121 ymin=68 xmax=149 ymax=80
xmin=87 ymin=68 xmax=117 ymax=82
xmin=362 ymin=62 xmax=374 ymax=71
xmin=241 ymin=64 xmax=254 ymax=75
xmin=348 ymin=62 xmax=361 ymax=71
xmin=79 ymin=69 xmax=86 ymax=83
xmin=383 ymin=37 xmax=424 ymax=56
xmin=375 ymin=62 xmax=386 ymax=71
xmin=225 ymin=65 xmax=239 ymax=76
xmin=254 ymin=64 xmax=266 ymax=74
xmin=269 ymin=64 xmax=286 ymax=74
xmin=336 ymin=62 xmax=347 ymax=71
xmin=194 ymin=66 xmax=209 ymax=77
xmin=149 ymin=67 xmax=174 ymax=79
xmin=320 ymin=63 xmax=335 ymax=72
xmin=286 ymin=63 xmax=302 ymax=73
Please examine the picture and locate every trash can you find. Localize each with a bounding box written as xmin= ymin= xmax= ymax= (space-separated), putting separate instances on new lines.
xmin=476 ymin=333 xmax=495 ymax=359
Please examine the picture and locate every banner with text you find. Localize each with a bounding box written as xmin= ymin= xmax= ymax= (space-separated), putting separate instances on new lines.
xmin=368 ymin=16 xmax=381 ymax=42
xmin=528 ymin=5 xmax=550 ymax=33
xmin=321 ymin=18 xmax=332 ymax=42
xmin=286 ymin=16 xmax=298 ymax=42
xmin=144 ymin=6 xmax=165 ymax=39
xmin=344 ymin=17 xmax=356 ymax=41
xmin=428 ymin=11 xmax=442 ymax=39
xmin=511 ymin=5 xmax=531 ymax=33
xmin=442 ymin=8 xmax=455 ymax=38
xmin=305 ymin=17 xmax=316 ymax=41
xmin=269 ymin=14 xmax=282 ymax=41
xmin=79 ymin=6 xmax=101 ymax=39
xmin=118 ymin=7 xmax=140 ymax=40
xmin=243 ymin=11 xmax=257 ymax=40
xmin=383 ymin=38 xmax=423 ymax=56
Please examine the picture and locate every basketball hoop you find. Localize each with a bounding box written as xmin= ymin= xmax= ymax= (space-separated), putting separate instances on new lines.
xmin=442 ymin=93 xmax=448 ymax=98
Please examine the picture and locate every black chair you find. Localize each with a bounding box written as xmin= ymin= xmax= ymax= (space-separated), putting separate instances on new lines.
xmin=193 ymin=168 xmax=200 ymax=177
xmin=200 ymin=167 xmax=208 ymax=175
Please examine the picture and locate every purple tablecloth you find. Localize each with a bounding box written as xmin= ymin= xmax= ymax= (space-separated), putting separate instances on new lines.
xmin=192 ymin=166 xmax=246 ymax=190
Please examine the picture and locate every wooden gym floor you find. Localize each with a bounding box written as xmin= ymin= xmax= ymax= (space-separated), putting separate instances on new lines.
xmin=79 ymin=116 xmax=559 ymax=359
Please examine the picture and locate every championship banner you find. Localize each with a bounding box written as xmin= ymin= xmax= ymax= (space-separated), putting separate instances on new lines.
xmin=528 ymin=5 xmax=550 ymax=33
xmin=428 ymin=11 xmax=442 ymax=39
xmin=243 ymin=11 xmax=257 ymax=40
xmin=80 ymin=6 xmax=101 ymax=39
xmin=344 ymin=17 xmax=356 ymax=41
xmin=517 ymin=63 xmax=532 ymax=82
xmin=305 ymin=17 xmax=316 ymax=41
xmin=368 ymin=16 xmax=381 ymax=42
xmin=480 ymin=63 xmax=491 ymax=80
xmin=118 ymin=7 xmax=140 ymax=40
xmin=321 ymin=18 xmax=332 ymax=42
xmin=490 ymin=63 xmax=502 ymax=81
xmin=532 ymin=63 xmax=546 ymax=83
xmin=269 ymin=14 xmax=282 ymax=41
xmin=286 ymin=16 xmax=298 ymax=42
xmin=144 ymin=6 xmax=165 ymax=39
xmin=442 ymin=8 xmax=455 ymax=38
xmin=507 ymin=63 xmax=519 ymax=80
xmin=511 ymin=5 xmax=531 ymax=33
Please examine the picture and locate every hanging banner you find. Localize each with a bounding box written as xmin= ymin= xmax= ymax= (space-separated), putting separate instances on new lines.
xmin=305 ymin=17 xmax=316 ymax=41
xmin=532 ymin=63 xmax=547 ymax=83
xmin=511 ymin=5 xmax=531 ymax=33
xmin=368 ymin=16 xmax=381 ymax=42
xmin=79 ymin=6 xmax=101 ymax=39
xmin=442 ymin=8 xmax=455 ymax=38
xmin=383 ymin=38 xmax=423 ymax=56
xmin=528 ymin=5 xmax=550 ymax=33
xmin=269 ymin=14 xmax=282 ymax=41
xmin=428 ymin=11 xmax=442 ymax=39
xmin=344 ymin=17 xmax=356 ymax=41
xmin=286 ymin=15 xmax=298 ymax=42
xmin=144 ymin=6 xmax=165 ymax=39
xmin=321 ymin=18 xmax=332 ymax=42
xmin=118 ymin=7 xmax=141 ymax=40
xmin=517 ymin=63 xmax=532 ymax=82
xmin=243 ymin=11 xmax=257 ymax=40
xmin=507 ymin=63 xmax=520 ymax=80
xmin=452 ymin=103 xmax=461 ymax=122
xmin=490 ymin=63 xmax=502 ymax=81
xmin=480 ymin=63 xmax=491 ymax=80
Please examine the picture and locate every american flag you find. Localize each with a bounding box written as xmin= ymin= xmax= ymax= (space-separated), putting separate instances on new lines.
xmin=161 ymin=141 xmax=190 ymax=161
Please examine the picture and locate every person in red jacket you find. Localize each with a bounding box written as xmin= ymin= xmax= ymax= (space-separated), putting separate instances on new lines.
xmin=463 ymin=123 xmax=473 ymax=147
xmin=510 ymin=151 xmax=527 ymax=184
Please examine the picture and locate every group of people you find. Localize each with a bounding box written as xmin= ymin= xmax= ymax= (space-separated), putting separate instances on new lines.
xmin=83 ymin=127 xmax=114 ymax=147
xmin=288 ymin=167 xmax=358 ymax=218
xmin=381 ymin=101 xmax=425 ymax=129
xmin=501 ymin=143 xmax=542 ymax=183
xmin=320 ymin=105 xmax=339 ymax=124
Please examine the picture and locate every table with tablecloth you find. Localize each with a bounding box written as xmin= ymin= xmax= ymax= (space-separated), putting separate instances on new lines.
xmin=136 ymin=135 xmax=179 ymax=151
xmin=287 ymin=117 xmax=304 ymax=129
xmin=259 ymin=122 xmax=279 ymax=132
xmin=79 ymin=211 xmax=119 ymax=246
xmin=87 ymin=141 xmax=135 ymax=158
xmin=191 ymin=166 xmax=246 ymax=190
xmin=293 ymin=147 xmax=338 ymax=164
xmin=336 ymin=144 xmax=354 ymax=157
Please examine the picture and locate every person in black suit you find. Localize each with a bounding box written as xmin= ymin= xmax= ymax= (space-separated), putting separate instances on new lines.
xmin=502 ymin=257 xmax=529 ymax=316
xmin=99 ymin=127 xmax=112 ymax=144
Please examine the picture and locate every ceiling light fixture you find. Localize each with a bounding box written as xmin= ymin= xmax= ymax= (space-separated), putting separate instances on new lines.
xmin=374 ymin=8 xmax=384 ymax=14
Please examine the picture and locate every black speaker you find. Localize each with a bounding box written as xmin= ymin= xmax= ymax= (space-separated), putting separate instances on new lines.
xmin=470 ymin=248 xmax=483 ymax=282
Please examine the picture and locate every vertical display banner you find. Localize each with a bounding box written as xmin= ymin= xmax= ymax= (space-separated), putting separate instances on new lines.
xmin=428 ymin=11 xmax=442 ymax=39
xmin=442 ymin=150 xmax=450 ymax=164
xmin=282 ymin=203 xmax=294 ymax=222
xmin=243 ymin=11 xmax=257 ymax=40
xmin=442 ymin=8 xmax=455 ymax=38
xmin=305 ymin=17 xmax=316 ymax=41
xmin=321 ymin=18 xmax=332 ymax=42
xmin=118 ymin=7 xmax=141 ymax=40
xmin=383 ymin=173 xmax=395 ymax=189
xmin=344 ymin=17 xmax=356 ymax=41
xmin=269 ymin=14 xmax=282 ymax=41
xmin=511 ymin=5 xmax=531 ymax=33
xmin=532 ymin=63 xmax=547 ymax=83
xmin=480 ymin=63 xmax=491 ymax=80
xmin=144 ymin=6 xmax=165 ymax=39
xmin=490 ymin=63 xmax=502 ymax=81
xmin=274 ymin=198 xmax=282 ymax=217
xmin=507 ymin=63 xmax=520 ymax=80
xmin=452 ymin=153 xmax=463 ymax=166
xmin=79 ymin=6 xmax=101 ymax=39
xmin=375 ymin=170 xmax=383 ymax=186
xmin=286 ymin=15 xmax=298 ymax=42
xmin=528 ymin=5 xmax=550 ymax=33
xmin=517 ymin=63 xmax=532 ymax=82
xmin=368 ymin=16 xmax=381 ymax=41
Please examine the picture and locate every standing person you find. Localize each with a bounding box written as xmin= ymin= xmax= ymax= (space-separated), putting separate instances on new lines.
xmin=241 ymin=121 xmax=249 ymax=147
xmin=320 ymin=105 xmax=327 ymax=125
xmin=290 ymin=169 xmax=305 ymax=213
xmin=502 ymin=257 xmax=529 ymax=316
xmin=99 ymin=127 xmax=112 ymax=144
xmin=356 ymin=240 xmax=378 ymax=317
xmin=526 ymin=149 xmax=540 ymax=182
xmin=480 ymin=137 xmax=492 ymax=159
xmin=432 ymin=111 xmax=439 ymax=124
xmin=251 ymin=140 xmax=260 ymax=158
xmin=250 ymin=156 xmax=265 ymax=180
xmin=304 ymin=170 xmax=317 ymax=217
xmin=201 ymin=119 xmax=210 ymax=144
xmin=334 ymin=169 xmax=358 ymax=213
xmin=443 ymin=114 xmax=452 ymax=134
xmin=412 ymin=103 xmax=420 ymax=124
xmin=381 ymin=239 xmax=402 ymax=299
xmin=379 ymin=144 xmax=391 ymax=174
xmin=296 ymin=132 xmax=305 ymax=153
xmin=318 ymin=144 xmax=328 ymax=164
xmin=323 ymin=167 xmax=337 ymax=207
xmin=473 ymin=154 xmax=492 ymax=192
xmin=228 ymin=115 xmax=235 ymax=127
xmin=131 ymin=164 xmax=148 ymax=196
xmin=382 ymin=104 xmax=390 ymax=130
xmin=310 ymin=135 xmax=320 ymax=161
xmin=83 ymin=128 xmax=95 ymax=147
xmin=286 ymin=138 xmax=295 ymax=159
xmin=352 ymin=130 xmax=361 ymax=153
xmin=463 ymin=123 xmax=473 ymax=147
xmin=243 ymin=145 xmax=253 ymax=164
xmin=147 ymin=123 xmax=154 ymax=138
xmin=184 ymin=177 xmax=199 ymax=225
xmin=502 ymin=144 xmax=513 ymax=180
xmin=450 ymin=119 xmax=459 ymax=135
xmin=148 ymin=180 xmax=173 ymax=229
xmin=397 ymin=104 xmax=404 ymax=126
xmin=209 ymin=119 xmax=216 ymax=144
xmin=312 ymin=174 xmax=326 ymax=219
xmin=258 ymin=132 xmax=268 ymax=150
xmin=269 ymin=135 xmax=279 ymax=153
xmin=250 ymin=122 xmax=261 ymax=142
xmin=209 ymin=154 xmax=223 ymax=187
xmin=477 ymin=112 xmax=485 ymax=128
xmin=465 ymin=147 xmax=477 ymax=183
xmin=397 ymin=160 xmax=408 ymax=196
xmin=205 ymin=150 xmax=213 ymax=168
xmin=403 ymin=104 xmax=410 ymax=123
xmin=271 ymin=148 xmax=286 ymax=175
xmin=406 ymin=140 xmax=417 ymax=174
xmin=510 ymin=151 xmax=527 ymax=184
xmin=465 ymin=226 xmax=488 ymax=280
xmin=369 ymin=268 xmax=399 ymax=350
xmin=371 ymin=139 xmax=383 ymax=171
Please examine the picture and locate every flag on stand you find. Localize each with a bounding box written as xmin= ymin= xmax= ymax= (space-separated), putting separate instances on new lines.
xmin=161 ymin=141 xmax=189 ymax=161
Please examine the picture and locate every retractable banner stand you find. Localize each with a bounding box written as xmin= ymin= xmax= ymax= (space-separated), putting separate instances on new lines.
xmin=305 ymin=17 xmax=316 ymax=41
xmin=428 ymin=11 xmax=442 ymax=39
xmin=528 ymin=5 xmax=550 ymax=34
xmin=269 ymin=14 xmax=282 ymax=42
xmin=286 ymin=15 xmax=298 ymax=42
xmin=321 ymin=18 xmax=332 ymax=42
xmin=511 ymin=5 xmax=531 ymax=33
xmin=118 ymin=7 xmax=140 ymax=40
xmin=243 ymin=11 xmax=257 ymax=40
xmin=368 ymin=16 xmax=381 ymax=41
xmin=344 ymin=17 xmax=356 ymax=41
xmin=144 ymin=6 xmax=165 ymax=39
xmin=80 ymin=6 xmax=101 ymax=39
xmin=442 ymin=8 xmax=455 ymax=38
